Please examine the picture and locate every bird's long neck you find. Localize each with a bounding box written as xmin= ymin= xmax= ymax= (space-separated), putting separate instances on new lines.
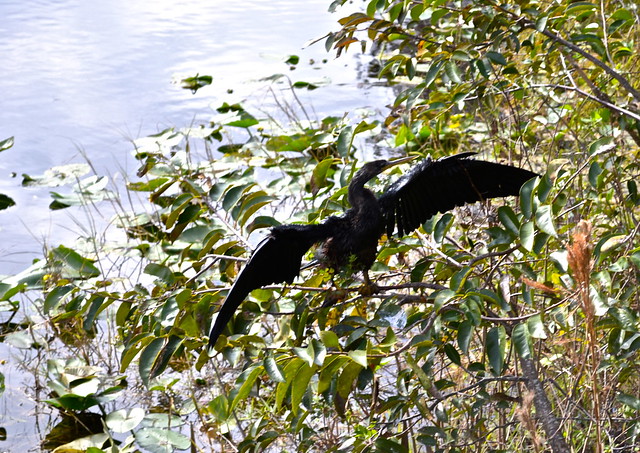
xmin=347 ymin=172 xmax=378 ymax=210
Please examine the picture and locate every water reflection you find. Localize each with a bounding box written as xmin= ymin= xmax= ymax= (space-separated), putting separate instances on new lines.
xmin=0 ymin=0 xmax=392 ymax=276
xmin=0 ymin=1 xmax=393 ymax=450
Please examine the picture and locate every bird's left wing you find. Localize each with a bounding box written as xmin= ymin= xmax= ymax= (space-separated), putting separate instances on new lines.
xmin=378 ymin=153 xmax=538 ymax=237
xmin=208 ymin=223 xmax=332 ymax=349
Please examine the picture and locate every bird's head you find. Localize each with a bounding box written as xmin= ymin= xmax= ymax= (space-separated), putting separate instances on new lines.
xmin=355 ymin=156 xmax=415 ymax=181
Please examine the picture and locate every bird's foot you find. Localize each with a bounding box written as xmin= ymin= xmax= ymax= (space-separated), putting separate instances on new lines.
xmin=322 ymin=289 xmax=348 ymax=308
xmin=359 ymin=281 xmax=381 ymax=296
xmin=359 ymin=272 xmax=381 ymax=296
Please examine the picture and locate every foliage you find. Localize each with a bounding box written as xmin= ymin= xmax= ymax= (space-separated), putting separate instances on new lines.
xmin=1 ymin=0 xmax=640 ymax=451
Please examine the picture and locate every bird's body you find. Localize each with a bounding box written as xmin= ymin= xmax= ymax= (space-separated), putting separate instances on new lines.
xmin=208 ymin=153 xmax=538 ymax=349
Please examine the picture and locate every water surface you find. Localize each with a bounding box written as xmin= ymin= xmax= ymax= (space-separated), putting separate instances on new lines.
xmin=0 ymin=1 xmax=393 ymax=450
xmin=0 ymin=0 xmax=391 ymax=275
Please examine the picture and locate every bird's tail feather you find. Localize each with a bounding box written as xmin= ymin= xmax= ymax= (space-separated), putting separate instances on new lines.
xmin=207 ymin=223 xmax=333 ymax=351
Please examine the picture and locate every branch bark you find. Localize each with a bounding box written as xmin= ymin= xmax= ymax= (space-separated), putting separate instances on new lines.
xmin=519 ymin=357 xmax=570 ymax=453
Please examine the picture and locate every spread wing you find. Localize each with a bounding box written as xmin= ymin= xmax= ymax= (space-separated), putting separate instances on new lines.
xmin=208 ymin=223 xmax=332 ymax=349
xmin=378 ymin=153 xmax=539 ymax=237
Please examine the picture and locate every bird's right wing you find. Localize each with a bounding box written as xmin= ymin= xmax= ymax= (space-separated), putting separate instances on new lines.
xmin=208 ymin=223 xmax=332 ymax=349
xmin=378 ymin=153 xmax=538 ymax=237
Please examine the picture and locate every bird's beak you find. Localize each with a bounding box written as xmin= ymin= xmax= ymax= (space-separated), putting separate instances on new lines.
xmin=383 ymin=155 xmax=416 ymax=170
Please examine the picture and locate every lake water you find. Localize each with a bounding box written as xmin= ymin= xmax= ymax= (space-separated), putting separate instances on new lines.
xmin=0 ymin=0 xmax=393 ymax=276
xmin=0 ymin=1 xmax=394 ymax=450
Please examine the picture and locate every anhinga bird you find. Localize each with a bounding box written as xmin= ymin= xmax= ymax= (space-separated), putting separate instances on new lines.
xmin=208 ymin=152 xmax=538 ymax=349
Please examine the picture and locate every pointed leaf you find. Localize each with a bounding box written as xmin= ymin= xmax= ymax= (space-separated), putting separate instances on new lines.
xmin=264 ymin=356 xmax=286 ymax=383
xmin=51 ymin=245 xmax=100 ymax=278
xmin=535 ymin=205 xmax=557 ymax=236
xmin=527 ymin=314 xmax=547 ymax=339
xmin=0 ymin=136 xmax=14 ymax=152
xmin=486 ymin=326 xmax=506 ymax=375
xmin=519 ymin=221 xmax=535 ymax=251
xmin=230 ymin=366 xmax=263 ymax=412
xmin=348 ymin=349 xmax=367 ymax=367
xmin=512 ymin=323 xmax=532 ymax=359
xmin=291 ymin=363 xmax=314 ymax=415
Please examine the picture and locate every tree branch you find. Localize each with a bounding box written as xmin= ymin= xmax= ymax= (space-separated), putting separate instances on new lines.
xmin=519 ymin=357 xmax=570 ymax=453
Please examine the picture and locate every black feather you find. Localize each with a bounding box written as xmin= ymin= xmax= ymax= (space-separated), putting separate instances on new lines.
xmin=208 ymin=223 xmax=331 ymax=349
xmin=379 ymin=153 xmax=537 ymax=237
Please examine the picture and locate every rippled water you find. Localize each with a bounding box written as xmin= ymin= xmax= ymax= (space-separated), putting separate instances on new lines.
xmin=0 ymin=1 xmax=393 ymax=449
xmin=0 ymin=0 xmax=392 ymax=275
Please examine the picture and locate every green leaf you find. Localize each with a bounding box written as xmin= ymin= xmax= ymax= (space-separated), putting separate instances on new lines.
xmin=535 ymin=15 xmax=548 ymax=32
xmin=5 ymin=330 xmax=36 ymax=349
xmin=22 ymin=163 xmax=91 ymax=187
xmin=404 ymin=352 xmax=431 ymax=390
xmin=230 ymin=366 xmax=263 ymax=412
xmin=312 ymin=339 xmax=327 ymax=366
xmin=0 ymin=194 xmax=15 ymax=210
xmin=293 ymin=345 xmax=315 ymax=367
xmin=48 ymin=175 xmax=116 ymax=209
xmin=47 ymin=393 xmax=101 ymax=411
xmin=51 ymin=434 xmax=110 ymax=452
xmin=312 ymin=158 xmax=338 ymax=192
xmin=144 ymin=263 xmax=176 ymax=285
xmin=444 ymin=60 xmax=462 ymax=83
xmin=527 ymin=314 xmax=547 ymax=339
xmin=135 ymin=428 xmax=191 ymax=453
xmin=165 ymin=193 xmax=193 ymax=229
xmin=519 ymin=177 xmax=537 ymax=219
xmin=148 ymin=335 xmax=182 ymax=379
xmin=348 ymin=349 xmax=367 ymax=367
xmin=566 ymin=2 xmax=596 ymax=15
xmin=588 ymin=162 xmax=603 ymax=188
xmin=292 ymin=80 xmax=319 ymax=90
xmin=318 ymin=355 xmax=349 ymax=394
xmin=434 ymin=213 xmax=454 ymax=243
xmin=337 ymin=361 xmax=362 ymax=399
xmin=443 ymin=343 xmax=461 ymax=366
xmin=485 ymin=51 xmax=507 ymax=65
xmin=519 ymin=221 xmax=535 ymax=251
xmin=276 ymin=358 xmax=305 ymax=408
xmin=51 ymin=245 xmax=100 ymax=278
xmin=452 ymin=50 xmax=472 ymax=62
xmin=319 ymin=330 xmax=340 ymax=349
xmin=457 ymin=320 xmax=473 ymax=355
xmin=43 ymin=285 xmax=74 ymax=313
xmin=375 ymin=438 xmax=408 ymax=453
xmin=291 ymin=363 xmax=314 ymax=415
xmin=139 ymin=337 xmax=165 ymax=387
xmin=423 ymin=59 xmax=444 ymax=87
xmin=264 ymin=356 xmax=286 ymax=383
xmin=476 ymin=58 xmax=491 ymax=78
xmin=618 ymin=392 xmax=640 ymax=411
xmin=486 ymin=326 xmax=506 ymax=375
xmin=0 ymin=136 xmax=14 ymax=152
xmin=337 ymin=126 xmax=354 ymax=157
xmin=498 ymin=205 xmax=520 ymax=236
xmin=181 ymin=73 xmax=212 ymax=93
xmin=208 ymin=395 xmax=229 ymax=422
xmin=512 ymin=323 xmax=532 ymax=359
xmin=217 ymin=103 xmax=259 ymax=128
xmin=434 ymin=289 xmax=456 ymax=311
xmin=534 ymin=205 xmax=557 ymax=237
xmin=106 ymin=408 xmax=146 ymax=433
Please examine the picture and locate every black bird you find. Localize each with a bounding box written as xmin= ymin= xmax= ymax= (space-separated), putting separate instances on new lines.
xmin=208 ymin=152 xmax=537 ymax=349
